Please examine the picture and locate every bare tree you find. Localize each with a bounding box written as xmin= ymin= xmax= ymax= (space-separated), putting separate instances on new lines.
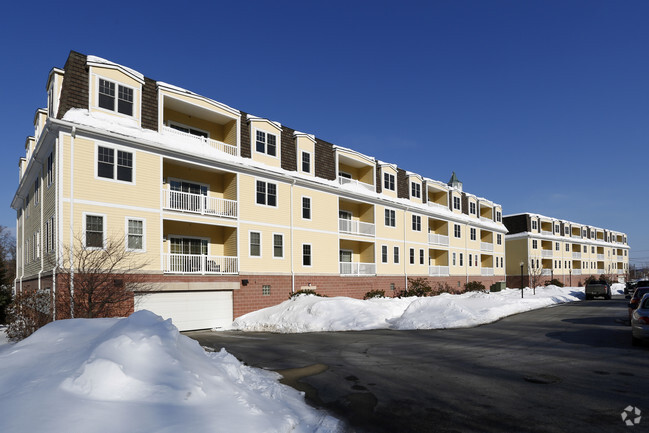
xmin=58 ymin=233 xmax=152 ymax=319
xmin=528 ymin=257 xmax=544 ymax=289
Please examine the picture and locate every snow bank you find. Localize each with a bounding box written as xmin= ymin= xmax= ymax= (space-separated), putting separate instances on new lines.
xmin=0 ymin=311 xmax=341 ymax=433
xmin=232 ymin=286 xmax=586 ymax=333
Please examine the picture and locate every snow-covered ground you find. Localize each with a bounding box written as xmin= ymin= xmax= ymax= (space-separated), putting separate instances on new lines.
xmin=232 ymin=284 xmax=625 ymax=333
xmin=0 ymin=311 xmax=341 ymax=433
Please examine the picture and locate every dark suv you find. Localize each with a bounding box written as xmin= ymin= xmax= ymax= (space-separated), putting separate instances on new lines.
xmin=585 ymin=280 xmax=612 ymax=300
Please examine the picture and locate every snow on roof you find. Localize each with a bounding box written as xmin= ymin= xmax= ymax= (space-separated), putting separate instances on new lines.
xmin=503 ymin=212 xmax=624 ymax=234
xmin=59 ymin=109 xmax=505 ymax=231
xmin=246 ymin=113 xmax=282 ymax=129
xmin=87 ymin=55 xmax=144 ymax=82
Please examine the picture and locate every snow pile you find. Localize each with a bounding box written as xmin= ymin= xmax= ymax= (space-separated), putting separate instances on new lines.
xmin=0 ymin=310 xmax=341 ymax=433
xmin=232 ymin=286 xmax=586 ymax=333
xmin=612 ymin=282 xmax=625 ymax=295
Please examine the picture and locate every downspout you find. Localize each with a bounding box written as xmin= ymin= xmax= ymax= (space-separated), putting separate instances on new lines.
xmin=69 ymin=127 xmax=76 ymax=318
xmin=37 ymin=158 xmax=44 ymax=293
xmin=290 ymin=179 xmax=295 ymax=293
xmin=52 ymin=135 xmax=59 ymax=320
xmin=403 ymin=207 xmax=409 ymax=290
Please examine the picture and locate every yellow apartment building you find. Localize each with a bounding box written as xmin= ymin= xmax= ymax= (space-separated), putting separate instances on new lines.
xmin=12 ymin=51 xmax=507 ymax=330
xmin=504 ymin=213 xmax=630 ymax=287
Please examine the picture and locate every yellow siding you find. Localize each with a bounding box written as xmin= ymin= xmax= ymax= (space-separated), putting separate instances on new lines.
xmin=161 ymin=90 xmax=238 ymax=121
xmin=164 ymin=108 xmax=226 ymax=141
xmin=88 ymin=66 xmax=142 ymax=123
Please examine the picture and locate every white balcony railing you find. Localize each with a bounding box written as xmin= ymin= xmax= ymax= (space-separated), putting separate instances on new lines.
xmin=428 ymin=233 xmax=450 ymax=246
xmin=480 ymin=216 xmax=492 ymax=223
xmin=572 ymin=234 xmax=581 ymax=238
xmin=340 ymin=262 xmax=376 ymax=275
xmin=541 ymin=269 xmax=552 ymax=276
xmin=163 ymin=254 xmax=238 ymax=274
xmin=541 ymin=230 xmax=553 ymax=235
xmin=597 ymin=254 xmax=605 ymax=260
xmin=572 ymin=252 xmax=581 ymax=259
xmin=338 ymin=218 xmax=375 ymax=236
xmin=161 ymin=125 xmax=238 ymax=156
xmin=163 ymin=189 xmax=237 ymax=218
xmin=572 ymin=269 xmax=582 ymax=275
xmin=338 ymin=176 xmax=375 ymax=192
xmin=481 ymin=267 xmax=494 ymax=276
xmin=542 ymin=250 xmax=553 ymax=258
xmin=597 ymin=269 xmax=605 ymax=274
xmin=429 ymin=266 xmax=450 ymax=276
xmin=427 ymin=201 xmax=447 ymax=210
xmin=480 ymin=242 xmax=494 ymax=252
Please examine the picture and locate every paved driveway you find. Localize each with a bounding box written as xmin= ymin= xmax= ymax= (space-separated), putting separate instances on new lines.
xmin=187 ymin=296 xmax=649 ymax=432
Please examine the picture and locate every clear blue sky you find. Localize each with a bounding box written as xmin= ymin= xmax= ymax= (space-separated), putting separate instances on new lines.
xmin=1 ymin=0 xmax=647 ymax=266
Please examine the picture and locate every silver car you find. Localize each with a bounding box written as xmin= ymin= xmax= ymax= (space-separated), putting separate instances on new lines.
xmin=631 ymin=293 xmax=649 ymax=346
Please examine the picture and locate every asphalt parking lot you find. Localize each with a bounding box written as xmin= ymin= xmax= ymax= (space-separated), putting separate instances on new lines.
xmin=187 ymin=295 xmax=649 ymax=433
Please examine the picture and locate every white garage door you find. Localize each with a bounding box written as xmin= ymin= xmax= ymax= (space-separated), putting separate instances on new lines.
xmin=135 ymin=291 xmax=233 ymax=331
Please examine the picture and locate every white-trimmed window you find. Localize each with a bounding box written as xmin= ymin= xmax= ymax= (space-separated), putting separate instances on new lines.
xmin=469 ymin=254 xmax=473 ymax=267
xmin=98 ymin=146 xmax=133 ymax=182
xmin=85 ymin=214 xmax=104 ymax=249
xmin=302 ymin=197 xmax=311 ymax=220
xmin=255 ymin=130 xmax=277 ymax=156
xmin=469 ymin=202 xmax=476 ymax=215
xmin=419 ymin=249 xmax=424 ymax=265
xmin=385 ymin=209 xmax=396 ymax=227
xmin=34 ymin=177 xmax=40 ymax=205
xmin=453 ymin=196 xmax=461 ymax=210
xmin=250 ymin=232 xmax=261 ymax=257
xmin=496 ymin=211 xmax=502 ymax=222
xmin=411 ymin=182 xmax=421 ymax=199
xmin=273 ymin=234 xmax=283 ymax=258
xmin=565 ymin=243 xmax=570 ymax=252
xmin=393 ymin=246 xmax=399 ymax=264
xmin=384 ymin=173 xmax=395 ymax=191
xmin=98 ymin=78 xmax=133 ymax=116
xmin=412 ymin=215 xmax=421 ymax=231
xmin=459 ymin=253 xmax=464 ymax=266
xmin=452 ymin=252 xmax=456 ymax=266
xmin=126 ymin=218 xmax=145 ymax=251
xmin=532 ymin=240 xmax=538 ymax=249
xmin=409 ymin=248 xmax=415 ymax=264
xmin=256 ymin=180 xmax=277 ymax=206
xmin=555 ymin=242 xmax=560 ymax=251
xmin=470 ymin=228 xmax=476 ymax=241
xmin=497 ymin=234 xmax=502 ymax=245
xmin=302 ymin=244 xmax=312 ymax=266
xmin=301 ymin=151 xmax=311 ymax=173
xmin=382 ymin=245 xmax=388 ymax=263
xmin=532 ymin=220 xmax=538 ymax=230
xmin=454 ymin=224 xmax=461 ymax=238
xmin=47 ymin=152 xmax=54 ymax=187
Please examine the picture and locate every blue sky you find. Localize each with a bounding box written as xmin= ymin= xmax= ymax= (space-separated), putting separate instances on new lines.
xmin=1 ymin=1 xmax=647 ymax=266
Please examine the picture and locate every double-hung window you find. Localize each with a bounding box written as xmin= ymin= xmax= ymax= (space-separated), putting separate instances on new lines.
xmin=419 ymin=249 xmax=424 ymax=265
xmin=532 ymin=220 xmax=538 ymax=231
xmin=302 ymin=197 xmax=311 ymax=219
xmin=301 ymin=152 xmax=311 ymax=173
xmin=453 ymin=196 xmax=461 ymax=210
xmin=85 ymin=215 xmax=104 ymax=249
xmin=409 ymin=248 xmax=415 ymax=264
xmin=497 ymin=234 xmax=502 ymax=245
xmin=470 ymin=228 xmax=476 ymax=241
xmin=411 ymin=182 xmax=421 ymax=199
xmin=98 ymin=78 xmax=133 ymax=116
xmin=47 ymin=152 xmax=54 ymax=186
xmin=273 ymin=234 xmax=283 ymax=258
xmin=382 ymin=245 xmax=388 ymax=263
xmin=302 ymin=244 xmax=312 ymax=266
xmin=454 ymin=224 xmax=461 ymax=238
xmin=412 ymin=215 xmax=421 ymax=231
xmin=34 ymin=177 xmax=40 ymax=205
xmin=384 ymin=173 xmax=395 ymax=191
xmin=385 ymin=209 xmax=396 ymax=227
xmin=256 ymin=181 xmax=277 ymax=206
xmin=250 ymin=232 xmax=261 ymax=257
xmin=469 ymin=202 xmax=476 ymax=215
xmin=127 ymin=219 xmax=144 ymax=251
xmin=393 ymin=246 xmax=399 ymax=264
xmin=255 ymin=130 xmax=277 ymax=156
xmin=98 ymin=146 xmax=133 ymax=182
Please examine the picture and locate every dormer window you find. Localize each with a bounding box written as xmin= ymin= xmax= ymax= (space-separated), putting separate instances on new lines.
xmin=469 ymin=202 xmax=476 ymax=215
xmin=256 ymin=130 xmax=277 ymax=156
xmin=384 ymin=173 xmax=395 ymax=191
xmin=411 ymin=182 xmax=421 ymax=198
xmin=98 ymin=78 xmax=133 ymax=116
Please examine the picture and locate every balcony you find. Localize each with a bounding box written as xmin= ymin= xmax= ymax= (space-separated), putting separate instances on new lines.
xmin=163 ymin=254 xmax=238 ymax=274
xmin=571 ymin=234 xmax=581 ymax=238
xmin=480 ymin=242 xmax=494 ymax=252
xmin=572 ymin=269 xmax=582 ymax=275
xmin=542 ymin=269 xmax=552 ymax=276
xmin=479 ymin=216 xmax=492 ymax=223
xmin=339 ymin=219 xmax=375 ymax=236
xmin=340 ymin=262 xmax=376 ymax=275
xmin=161 ymin=125 xmax=238 ymax=156
xmin=338 ymin=176 xmax=375 ymax=193
xmin=542 ymin=250 xmax=553 ymax=258
xmin=429 ymin=266 xmax=450 ymax=277
xmin=596 ymin=269 xmax=605 ymax=275
xmin=163 ymin=189 xmax=237 ymax=218
xmin=481 ymin=267 xmax=494 ymax=276
xmin=427 ymin=201 xmax=447 ymax=211
xmin=541 ymin=230 xmax=553 ymax=235
xmin=428 ymin=234 xmax=449 ymax=246
xmin=597 ymin=254 xmax=605 ymax=260
xmin=572 ymin=252 xmax=581 ymax=259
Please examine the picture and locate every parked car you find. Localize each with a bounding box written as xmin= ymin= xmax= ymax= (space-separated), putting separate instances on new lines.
xmin=628 ymin=287 xmax=649 ymax=322
xmin=625 ymin=281 xmax=637 ymax=295
xmin=631 ymin=293 xmax=649 ymax=346
xmin=584 ymin=280 xmax=611 ymax=300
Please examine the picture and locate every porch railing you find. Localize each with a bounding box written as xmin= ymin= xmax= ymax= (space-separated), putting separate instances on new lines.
xmin=429 ymin=266 xmax=450 ymax=276
xmin=163 ymin=189 xmax=237 ymax=218
xmin=161 ymin=125 xmax=238 ymax=156
xmin=339 ymin=262 xmax=376 ymax=275
xmin=339 ymin=218 xmax=375 ymax=236
xmin=163 ymin=253 xmax=238 ymax=274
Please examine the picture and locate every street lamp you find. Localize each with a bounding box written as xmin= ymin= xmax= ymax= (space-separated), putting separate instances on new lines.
xmin=520 ymin=261 xmax=524 ymax=298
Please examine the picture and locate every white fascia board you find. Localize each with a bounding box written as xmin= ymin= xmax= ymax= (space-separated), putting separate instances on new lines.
xmin=87 ymin=55 xmax=144 ymax=84
xmin=158 ymin=82 xmax=240 ymax=118
xmin=293 ymin=131 xmax=316 ymax=142
xmin=246 ymin=114 xmax=282 ymax=130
